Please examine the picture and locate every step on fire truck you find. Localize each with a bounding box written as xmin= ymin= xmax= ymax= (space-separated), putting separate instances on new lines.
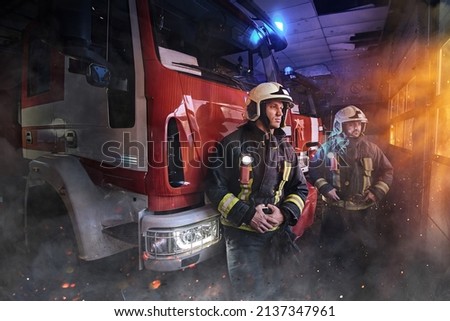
xmin=22 ymin=0 xmax=322 ymax=271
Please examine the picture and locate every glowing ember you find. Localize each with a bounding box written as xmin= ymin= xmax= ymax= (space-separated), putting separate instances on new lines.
xmin=61 ymin=282 xmax=76 ymax=289
xmin=149 ymin=280 xmax=161 ymax=289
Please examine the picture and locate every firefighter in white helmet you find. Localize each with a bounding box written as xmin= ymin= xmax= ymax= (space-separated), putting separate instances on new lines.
xmin=308 ymin=105 xmax=393 ymax=286
xmin=206 ymin=82 xmax=308 ymax=300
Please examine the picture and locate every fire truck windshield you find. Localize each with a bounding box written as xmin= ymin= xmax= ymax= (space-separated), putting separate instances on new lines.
xmin=149 ymin=0 xmax=282 ymax=91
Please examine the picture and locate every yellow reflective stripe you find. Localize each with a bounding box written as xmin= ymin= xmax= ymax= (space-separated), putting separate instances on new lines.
xmin=282 ymin=161 xmax=291 ymax=181
xmin=362 ymin=158 xmax=373 ymax=191
xmin=274 ymin=161 xmax=291 ymax=204
xmin=218 ymin=193 xmax=239 ymax=217
xmin=362 ymin=177 xmax=371 ymax=191
xmin=274 ymin=191 xmax=281 ymax=205
xmin=238 ymin=180 xmax=253 ymax=201
xmin=328 ymin=154 xmax=341 ymax=188
xmin=284 ymin=194 xmax=305 ymax=212
xmin=314 ymin=178 xmax=328 ymax=190
xmin=362 ymin=158 xmax=373 ymax=172
xmin=373 ymin=181 xmax=390 ymax=194
xmin=332 ymin=169 xmax=341 ymax=189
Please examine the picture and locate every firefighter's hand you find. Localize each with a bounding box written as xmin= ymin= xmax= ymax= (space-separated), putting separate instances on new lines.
xmin=364 ymin=190 xmax=377 ymax=203
xmin=325 ymin=188 xmax=340 ymax=201
xmin=251 ymin=204 xmax=277 ymax=233
xmin=250 ymin=204 xmax=284 ymax=233
xmin=265 ymin=204 xmax=284 ymax=227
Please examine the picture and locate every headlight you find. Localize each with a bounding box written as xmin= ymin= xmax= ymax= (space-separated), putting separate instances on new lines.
xmin=145 ymin=217 xmax=220 ymax=258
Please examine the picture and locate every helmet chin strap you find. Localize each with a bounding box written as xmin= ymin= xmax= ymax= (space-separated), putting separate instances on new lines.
xmin=253 ymin=102 xmax=271 ymax=133
xmin=260 ymin=113 xmax=272 ymax=132
xmin=255 ymin=119 xmax=272 ymax=135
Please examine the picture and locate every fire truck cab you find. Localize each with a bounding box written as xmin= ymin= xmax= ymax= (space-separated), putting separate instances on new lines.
xmin=21 ymin=0 xmax=322 ymax=271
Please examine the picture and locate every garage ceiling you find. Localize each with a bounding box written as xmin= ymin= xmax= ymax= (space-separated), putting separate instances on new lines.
xmin=255 ymin=0 xmax=393 ymax=77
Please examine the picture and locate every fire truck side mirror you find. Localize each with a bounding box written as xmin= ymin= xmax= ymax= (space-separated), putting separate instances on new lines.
xmin=86 ymin=63 xmax=111 ymax=88
xmin=86 ymin=63 xmax=129 ymax=92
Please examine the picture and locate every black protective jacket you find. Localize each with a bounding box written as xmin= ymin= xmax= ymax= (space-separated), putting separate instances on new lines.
xmin=205 ymin=122 xmax=309 ymax=232
xmin=308 ymin=134 xmax=393 ymax=209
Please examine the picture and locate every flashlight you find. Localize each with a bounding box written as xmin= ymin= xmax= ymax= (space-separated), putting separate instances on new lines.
xmin=240 ymin=155 xmax=253 ymax=184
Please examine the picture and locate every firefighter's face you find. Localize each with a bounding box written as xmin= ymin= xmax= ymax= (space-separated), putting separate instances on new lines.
xmin=343 ymin=121 xmax=362 ymax=138
xmin=264 ymin=100 xmax=284 ymax=129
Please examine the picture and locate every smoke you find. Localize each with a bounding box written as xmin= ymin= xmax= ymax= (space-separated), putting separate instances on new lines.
xmin=0 ymin=138 xmax=27 ymax=242
xmin=0 ymin=137 xmax=28 ymax=299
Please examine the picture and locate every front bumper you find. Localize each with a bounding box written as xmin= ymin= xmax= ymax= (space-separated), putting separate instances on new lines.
xmin=139 ymin=204 xmax=224 ymax=271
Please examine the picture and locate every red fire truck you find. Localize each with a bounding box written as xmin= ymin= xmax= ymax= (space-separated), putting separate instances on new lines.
xmin=22 ymin=0 xmax=322 ymax=271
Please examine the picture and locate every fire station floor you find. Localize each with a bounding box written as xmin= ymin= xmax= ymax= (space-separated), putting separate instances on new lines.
xmin=1 ymin=139 xmax=449 ymax=301
xmin=287 ymin=210 xmax=450 ymax=301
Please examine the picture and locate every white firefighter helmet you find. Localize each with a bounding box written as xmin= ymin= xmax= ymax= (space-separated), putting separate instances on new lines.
xmin=332 ymin=105 xmax=368 ymax=135
xmin=245 ymin=82 xmax=294 ymax=122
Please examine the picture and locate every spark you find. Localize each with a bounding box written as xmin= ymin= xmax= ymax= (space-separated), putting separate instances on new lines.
xmin=149 ymin=279 xmax=161 ymax=290
xmin=60 ymin=282 xmax=76 ymax=289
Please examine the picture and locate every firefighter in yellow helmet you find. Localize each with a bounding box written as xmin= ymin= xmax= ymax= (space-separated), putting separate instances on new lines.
xmin=308 ymin=105 xmax=393 ymax=290
xmin=205 ymin=82 xmax=309 ymax=300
